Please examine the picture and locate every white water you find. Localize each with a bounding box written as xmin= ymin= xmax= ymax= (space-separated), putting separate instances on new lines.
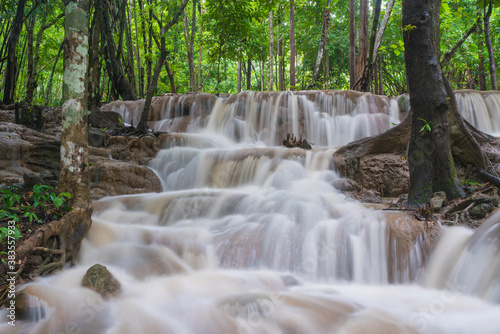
xmin=3 ymin=90 xmax=500 ymax=333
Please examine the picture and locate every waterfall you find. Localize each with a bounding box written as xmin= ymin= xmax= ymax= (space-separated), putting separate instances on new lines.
xmin=3 ymin=90 xmax=500 ymax=333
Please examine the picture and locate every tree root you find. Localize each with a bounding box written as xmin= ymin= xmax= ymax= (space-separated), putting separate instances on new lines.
xmin=14 ymin=183 xmax=92 ymax=281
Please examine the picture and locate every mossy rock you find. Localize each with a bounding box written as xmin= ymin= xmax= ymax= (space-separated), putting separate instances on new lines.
xmin=81 ymin=264 xmax=121 ymax=299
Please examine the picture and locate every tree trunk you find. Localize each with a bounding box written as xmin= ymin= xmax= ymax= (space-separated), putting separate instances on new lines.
xmin=289 ymin=0 xmax=295 ymax=91
xmin=356 ymin=0 xmax=369 ymax=86
xmin=182 ymin=6 xmax=196 ymax=92
xmin=136 ymin=0 xmax=189 ymax=133
xmin=237 ymin=60 xmax=242 ymax=92
xmin=349 ymin=0 xmax=356 ymax=89
xmin=269 ymin=6 xmax=274 ymax=91
xmin=25 ymin=15 xmax=36 ymax=105
xmin=428 ymin=0 xmax=441 ymax=59
xmin=198 ymin=7 xmax=203 ymax=91
xmin=101 ymin=0 xmax=137 ymax=101
xmin=246 ymin=58 xmax=252 ymax=90
xmin=478 ymin=21 xmax=487 ymax=90
xmin=403 ymin=0 xmax=464 ymax=205
xmin=28 ymin=0 xmax=93 ymax=272
xmin=360 ymin=0 xmax=382 ymax=92
xmin=3 ymin=0 xmax=26 ymax=104
xmin=484 ymin=1 xmax=498 ymax=90
xmin=307 ymin=0 xmax=331 ymax=89
xmin=125 ymin=3 xmax=137 ymax=96
xmin=165 ymin=59 xmax=176 ymax=93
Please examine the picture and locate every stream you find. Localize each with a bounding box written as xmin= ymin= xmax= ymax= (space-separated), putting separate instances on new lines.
xmin=2 ymin=90 xmax=500 ymax=333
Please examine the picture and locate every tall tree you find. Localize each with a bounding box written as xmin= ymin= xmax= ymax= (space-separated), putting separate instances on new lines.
xmin=403 ymin=0 xmax=464 ymax=205
xmin=307 ymin=0 xmax=331 ymax=89
xmin=269 ymin=4 xmax=274 ymax=91
xmin=289 ymin=0 xmax=295 ymax=91
xmin=3 ymin=0 xmax=27 ymax=104
xmin=136 ymin=0 xmax=189 ymax=134
xmin=183 ymin=2 xmax=196 ymax=92
xmin=356 ymin=0 xmax=369 ymax=87
xmin=100 ymin=0 xmax=137 ymax=101
xmin=349 ymin=0 xmax=356 ymax=89
xmin=482 ymin=0 xmax=498 ymax=90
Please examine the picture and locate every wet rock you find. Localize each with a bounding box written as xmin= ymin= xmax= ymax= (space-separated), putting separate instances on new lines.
xmin=332 ymin=178 xmax=359 ymax=192
xmin=81 ymin=264 xmax=121 ymax=298
xmin=469 ymin=203 xmax=493 ymax=219
xmin=89 ymin=158 xmax=162 ymax=199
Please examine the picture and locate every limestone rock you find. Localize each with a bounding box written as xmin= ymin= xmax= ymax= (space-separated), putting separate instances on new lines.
xmin=332 ymin=178 xmax=359 ymax=192
xmin=81 ymin=264 xmax=121 ymax=298
xmin=356 ymin=154 xmax=409 ymax=197
xmin=90 ymin=158 xmax=162 ymax=199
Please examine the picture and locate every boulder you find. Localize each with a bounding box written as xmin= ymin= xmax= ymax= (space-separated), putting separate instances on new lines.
xmin=81 ymin=264 xmax=121 ymax=298
xmin=90 ymin=157 xmax=162 ymax=199
xmin=470 ymin=202 xmax=493 ymax=219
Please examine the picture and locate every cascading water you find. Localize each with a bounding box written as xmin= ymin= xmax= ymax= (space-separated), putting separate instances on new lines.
xmin=3 ymin=90 xmax=500 ymax=333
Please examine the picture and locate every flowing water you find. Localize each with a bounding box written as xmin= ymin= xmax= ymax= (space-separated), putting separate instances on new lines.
xmin=3 ymin=90 xmax=500 ymax=333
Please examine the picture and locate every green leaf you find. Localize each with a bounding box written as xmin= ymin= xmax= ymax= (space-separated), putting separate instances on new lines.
xmin=394 ymin=50 xmax=401 ymax=56
xmin=53 ymin=197 xmax=64 ymax=209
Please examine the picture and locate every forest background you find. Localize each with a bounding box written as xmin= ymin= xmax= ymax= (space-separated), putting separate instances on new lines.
xmin=1 ymin=0 xmax=499 ymax=109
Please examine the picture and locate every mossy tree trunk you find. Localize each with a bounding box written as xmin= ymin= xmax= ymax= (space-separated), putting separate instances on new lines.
xmin=16 ymin=0 xmax=93 ymax=275
xmin=403 ymin=0 xmax=464 ymax=206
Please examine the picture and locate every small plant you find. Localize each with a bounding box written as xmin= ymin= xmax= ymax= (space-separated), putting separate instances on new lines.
xmin=461 ymin=179 xmax=482 ymax=187
xmin=418 ymin=118 xmax=432 ymax=133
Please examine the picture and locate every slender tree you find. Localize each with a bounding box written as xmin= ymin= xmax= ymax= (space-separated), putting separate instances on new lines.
xmin=483 ymin=0 xmax=498 ymax=90
xmin=289 ymin=0 xmax=295 ymax=91
xmin=269 ymin=4 xmax=274 ymax=91
xmin=307 ymin=0 xmax=331 ymax=89
xmin=349 ymin=0 xmax=356 ymax=89
xmin=3 ymin=0 xmax=27 ymax=104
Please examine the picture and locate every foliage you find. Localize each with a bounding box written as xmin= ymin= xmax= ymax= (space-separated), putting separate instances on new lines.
xmin=0 ymin=0 xmax=498 ymax=100
xmin=0 ymin=185 xmax=72 ymax=225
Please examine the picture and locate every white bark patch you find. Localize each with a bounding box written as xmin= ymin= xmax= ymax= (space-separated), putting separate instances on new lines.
xmin=62 ymin=98 xmax=83 ymax=128
xmin=61 ymin=141 xmax=81 ymax=173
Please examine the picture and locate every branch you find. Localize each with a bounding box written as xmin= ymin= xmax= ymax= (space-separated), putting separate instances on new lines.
xmin=160 ymin=0 xmax=190 ymax=35
xmin=372 ymin=0 xmax=395 ymax=62
xmin=440 ymin=16 xmax=481 ymax=68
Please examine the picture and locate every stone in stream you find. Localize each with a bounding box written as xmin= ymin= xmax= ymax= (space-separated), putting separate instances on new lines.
xmin=430 ymin=191 xmax=447 ymax=211
xmin=469 ymin=203 xmax=493 ymax=219
xmin=81 ymin=264 xmax=121 ymax=299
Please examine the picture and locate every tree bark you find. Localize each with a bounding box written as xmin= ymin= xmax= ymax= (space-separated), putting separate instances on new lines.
xmin=269 ymin=6 xmax=274 ymax=91
xmin=237 ymin=60 xmax=242 ymax=92
xmin=356 ymin=0 xmax=369 ymax=87
xmin=428 ymin=0 xmax=442 ymax=59
xmin=484 ymin=1 xmax=498 ymax=90
xmin=25 ymin=15 xmax=36 ymax=105
xmin=403 ymin=0 xmax=464 ymax=206
xmin=182 ymin=5 xmax=196 ymax=92
xmin=289 ymin=0 xmax=296 ymax=91
xmin=307 ymin=0 xmax=331 ymax=89
xmin=478 ymin=21 xmax=487 ymax=90
xmin=349 ymin=0 xmax=356 ymax=89
xmin=246 ymin=58 xmax=252 ymax=90
xmin=3 ymin=0 xmax=27 ymax=104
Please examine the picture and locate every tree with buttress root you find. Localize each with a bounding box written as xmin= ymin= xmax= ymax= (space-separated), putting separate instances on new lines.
xmin=335 ymin=0 xmax=499 ymax=208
